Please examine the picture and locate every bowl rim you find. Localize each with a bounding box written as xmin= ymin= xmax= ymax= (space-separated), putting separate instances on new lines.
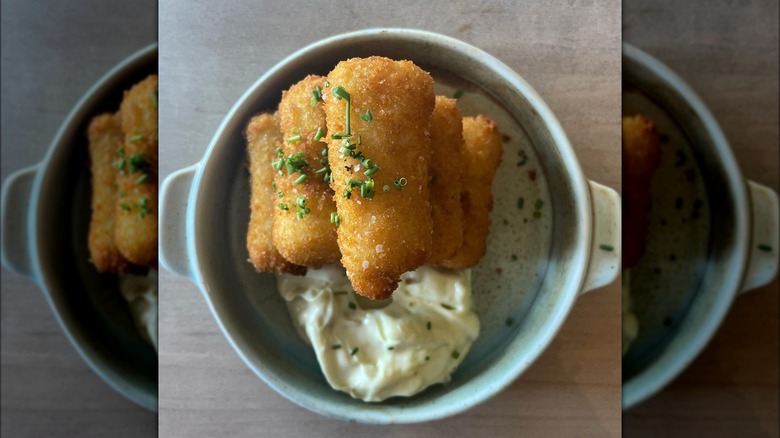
xmin=27 ymin=43 xmax=159 ymax=411
xmin=185 ymin=28 xmax=594 ymax=423
xmin=621 ymin=43 xmax=750 ymax=409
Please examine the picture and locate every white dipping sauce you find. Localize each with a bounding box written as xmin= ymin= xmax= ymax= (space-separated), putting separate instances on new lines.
xmin=119 ymin=269 xmax=158 ymax=352
xmin=277 ymin=265 xmax=480 ymax=402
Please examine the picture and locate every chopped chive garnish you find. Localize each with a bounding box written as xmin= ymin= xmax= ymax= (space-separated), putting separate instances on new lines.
xmin=399 ymin=177 xmax=408 ymax=187
xmin=517 ymin=149 xmax=528 ymax=167
xmin=330 ymin=85 xmax=352 ymax=135
xmin=332 ymin=85 xmax=350 ymax=101
xmin=120 ymin=203 xmax=130 ymax=211
xmin=358 ymin=135 xmax=362 ymax=145
xmin=348 ymin=302 xmax=356 ymax=310
xmin=425 ymin=356 xmax=430 ymax=361
xmin=127 ymin=153 xmax=150 ymax=173
xmin=314 ymin=127 xmax=325 ymax=141
xmin=331 ymin=133 xmax=351 ymax=139
xmin=426 ymin=321 xmax=431 ymax=330
xmin=599 ymin=244 xmax=614 ymax=251
xmin=330 ymin=212 xmax=340 ymax=226
xmin=294 ymin=174 xmax=309 ymax=184
xmin=297 ymin=197 xmax=307 ymax=208
xmin=311 ymin=85 xmax=323 ymax=106
xmin=451 ymin=351 xmax=460 ymax=359
xmin=314 ymin=166 xmax=328 ymax=174
xmin=332 ymin=344 xmax=341 ymax=350
xmin=350 ymin=347 xmax=359 ymax=356
xmin=383 ymin=185 xmax=391 ymax=192
xmin=287 ymin=134 xmax=302 ymax=142
xmin=137 ymin=197 xmax=152 ymax=219
xmin=360 ymin=110 xmax=372 ymax=122
xmin=284 ymin=152 xmax=309 ymax=174
xmin=278 ymin=203 xmax=289 ymax=211
xmin=364 ymin=166 xmax=379 ymax=176
xmin=277 ymin=191 xmax=283 ymax=198
xmin=441 ymin=303 xmax=454 ymax=310
xmin=505 ymin=317 xmax=514 ymax=326
xmin=453 ymin=90 xmax=464 ymax=99
xmin=360 ymin=179 xmax=375 ymax=199
xmin=136 ymin=173 xmax=149 ymax=184
xmin=758 ymin=244 xmax=773 ymax=252
xmin=128 ymin=134 xmax=144 ymax=143
xmin=387 ymin=346 xmax=395 ymax=351
xmin=324 ymin=80 xmax=330 ymax=87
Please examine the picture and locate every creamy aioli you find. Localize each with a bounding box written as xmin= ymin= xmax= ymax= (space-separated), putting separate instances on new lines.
xmin=119 ymin=269 xmax=158 ymax=352
xmin=277 ymin=265 xmax=479 ymax=402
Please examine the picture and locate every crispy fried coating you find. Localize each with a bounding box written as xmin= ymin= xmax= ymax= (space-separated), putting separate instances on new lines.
xmin=115 ymin=75 xmax=158 ymax=267
xmin=428 ymin=96 xmax=465 ymax=265
xmin=622 ymin=115 xmax=661 ymax=269
xmin=273 ymin=75 xmax=340 ymax=267
xmin=440 ymin=115 xmax=502 ymax=269
xmin=87 ymin=113 xmax=132 ymax=273
xmin=325 ymin=57 xmax=435 ymax=300
xmin=246 ymin=113 xmax=307 ymax=275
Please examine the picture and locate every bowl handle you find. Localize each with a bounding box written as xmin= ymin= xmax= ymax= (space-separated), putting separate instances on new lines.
xmin=1 ymin=164 xmax=39 ymax=277
xmin=740 ymin=180 xmax=779 ymax=294
xmin=159 ymin=163 xmax=199 ymax=280
xmin=581 ymin=180 xmax=621 ymax=294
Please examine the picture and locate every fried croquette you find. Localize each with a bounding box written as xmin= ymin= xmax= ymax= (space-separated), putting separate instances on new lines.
xmin=325 ymin=57 xmax=435 ymax=300
xmin=428 ymin=96 xmax=465 ymax=265
xmin=246 ymin=113 xmax=307 ymax=275
xmin=622 ymin=114 xmax=661 ymax=269
xmin=273 ymin=75 xmax=340 ymax=267
xmin=87 ymin=113 xmax=132 ymax=273
xmin=440 ymin=115 xmax=502 ymax=269
xmin=115 ymin=75 xmax=158 ymax=267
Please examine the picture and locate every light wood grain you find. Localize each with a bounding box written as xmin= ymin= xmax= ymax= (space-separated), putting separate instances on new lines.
xmin=623 ymin=1 xmax=779 ymax=437
xmin=0 ymin=1 xmax=157 ymax=436
xmin=157 ymin=0 xmax=621 ymax=436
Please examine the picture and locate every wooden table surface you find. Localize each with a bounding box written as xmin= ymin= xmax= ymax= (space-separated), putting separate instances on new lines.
xmin=158 ymin=1 xmax=621 ymax=437
xmin=0 ymin=1 xmax=158 ymax=437
xmin=623 ymin=1 xmax=779 ymax=437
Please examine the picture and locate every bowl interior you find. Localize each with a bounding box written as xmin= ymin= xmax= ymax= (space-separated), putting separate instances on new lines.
xmin=34 ymin=47 xmax=158 ymax=410
xmin=192 ymin=30 xmax=589 ymax=422
xmin=622 ymin=46 xmax=746 ymax=406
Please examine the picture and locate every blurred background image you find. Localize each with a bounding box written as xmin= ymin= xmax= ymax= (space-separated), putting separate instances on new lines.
xmin=622 ymin=0 xmax=779 ymax=436
xmin=1 ymin=1 xmax=158 ymax=436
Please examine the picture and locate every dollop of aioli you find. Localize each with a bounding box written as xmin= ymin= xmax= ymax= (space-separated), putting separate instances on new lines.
xmin=277 ymin=265 xmax=479 ymax=402
xmin=119 ymin=269 xmax=158 ymax=352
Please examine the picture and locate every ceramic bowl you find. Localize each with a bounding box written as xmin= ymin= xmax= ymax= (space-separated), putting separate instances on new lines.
xmin=622 ymin=43 xmax=779 ymax=409
xmin=159 ymin=29 xmax=619 ymax=423
xmin=1 ymin=45 xmax=158 ymax=411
